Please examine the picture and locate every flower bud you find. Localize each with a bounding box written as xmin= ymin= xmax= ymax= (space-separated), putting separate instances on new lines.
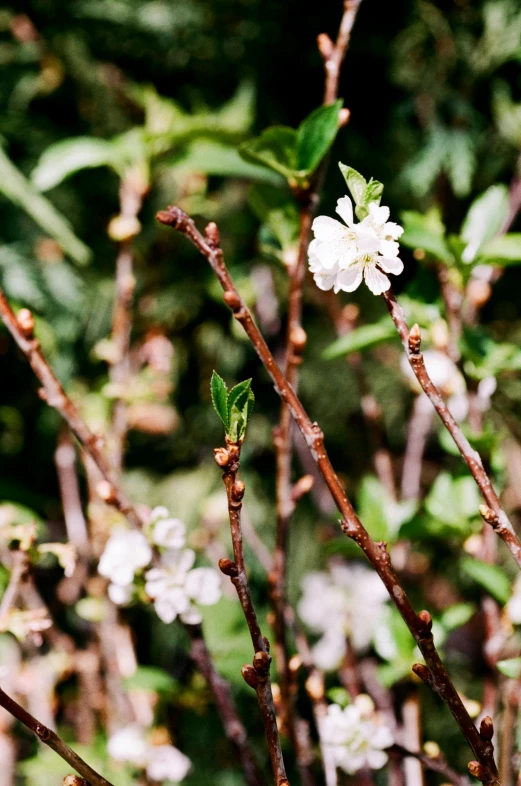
xmin=213 ymin=447 xmax=230 ymax=467
xmin=479 ymin=504 xmax=499 ymax=528
xmin=253 ymin=650 xmax=271 ymax=676
xmin=317 ymin=33 xmax=334 ymax=59
xmin=408 ymin=323 xmax=422 ymax=355
xmin=417 ymin=610 xmax=432 ymax=634
xmin=480 ymin=715 xmax=494 ymax=741
xmin=231 ymin=480 xmax=245 ymax=502
xmin=412 ymin=663 xmax=431 ymax=684
xmin=218 ymin=557 xmax=239 ymax=577
xmin=205 ymin=222 xmax=220 ymax=248
xmin=338 ymin=108 xmax=351 ymax=127
xmin=16 ymin=308 xmax=35 ymax=339
xmin=467 ymin=761 xmax=485 ymax=779
xmin=241 ymin=664 xmax=258 ymax=689
xmin=96 ymin=480 xmax=117 ymax=504
xmin=223 ymin=291 xmax=241 ymax=312
xmin=290 ymin=326 xmax=307 ymax=354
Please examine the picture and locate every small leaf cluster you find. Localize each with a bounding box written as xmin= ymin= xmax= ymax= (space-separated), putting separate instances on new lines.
xmin=338 ymin=163 xmax=384 ymax=220
xmin=210 ymin=371 xmax=255 ymax=443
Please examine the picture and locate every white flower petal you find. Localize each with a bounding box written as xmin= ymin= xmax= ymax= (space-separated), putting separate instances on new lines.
xmin=185 ymin=568 xmax=222 ymax=606
xmin=380 ymin=239 xmax=400 ymax=258
xmin=180 ymin=604 xmax=203 ymax=625
xmin=335 ymin=196 xmax=354 ymax=227
xmin=378 ymin=256 xmax=403 ymax=275
xmin=384 ymin=221 xmax=403 ymax=240
xmin=108 ymin=583 xmax=133 ymax=606
xmin=146 ymin=745 xmax=191 ymax=783
xmin=108 ymin=726 xmax=150 ymax=766
xmin=313 ymin=270 xmax=337 ymax=291
xmin=314 ymin=238 xmax=351 ymax=270
xmin=368 ymin=202 xmax=390 ymax=225
xmin=312 ymin=215 xmax=347 ymax=241
xmin=363 ymin=264 xmax=390 ymax=295
xmin=366 ymin=749 xmax=389 ymax=770
xmin=336 ymin=263 xmax=363 ymax=293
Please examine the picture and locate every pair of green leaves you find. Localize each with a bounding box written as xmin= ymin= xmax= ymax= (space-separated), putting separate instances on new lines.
xmin=239 ymin=100 xmax=343 ymax=189
xmin=210 ymin=371 xmax=255 ymax=443
xmin=338 ymin=163 xmax=384 ymax=220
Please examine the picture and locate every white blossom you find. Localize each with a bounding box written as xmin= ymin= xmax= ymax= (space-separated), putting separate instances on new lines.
xmin=149 ymin=507 xmax=186 ymax=550
xmin=308 ymin=197 xmax=404 ymax=296
xmin=145 ymin=549 xmax=221 ymax=625
xmin=298 ymin=562 xmax=388 ymax=670
xmin=108 ymin=582 xmax=134 ymax=606
xmin=98 ymin=529 xmax=152 ymax=587
xmin=320 ymin=703 xmax=393 ymax=774
xmin=146 ymin=745 xmax=192 ymax=783
xmin=108 ymin=726 xmax=191 ymax=783
xmin=108 ymin=725 xmax=150 ymax=767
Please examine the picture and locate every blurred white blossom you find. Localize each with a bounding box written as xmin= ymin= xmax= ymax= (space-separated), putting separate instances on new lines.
xmin=149 ymin=507 xmax=186 ymax=550
xmin=321 ymin=703 xmax=393 ymax=774
xmin=507 ymin=574 xmax=521 ymax=624
xmin=308 ymin=197 xmax=403 ymax=295
xmin=401 ymin=350 xmax=469 ymax=422
xmin=145 ymin=549 xmax=221 ymax=625
xmin=98 ymin=529 xmax=152 ymax=587
xmin=108 ymin=726 xmax=191 ymax=783
xmin=298 ymin=562 xmax=388 ymax=670
xmin=146 ymin=745 xmax=192 ymax=783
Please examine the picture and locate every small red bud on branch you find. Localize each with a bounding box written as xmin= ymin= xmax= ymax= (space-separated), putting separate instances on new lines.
xmin=479 ymin=716 xmax=494 ymax=741
xmin=218 ymin=558 xmax=239 ymax=577
xmin=16 ymin=308 xmax=35 ymax=339
xmin=241 ymin=664 xmax=258 ymax=689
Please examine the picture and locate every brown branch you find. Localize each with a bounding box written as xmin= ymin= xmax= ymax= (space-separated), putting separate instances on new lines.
xmin=215 ymin=442 xmax=288 ymax=786
xmin=0 ymin=294 xmax=143 ymax=531
xmin=157 ymin=206 xmax=499 ymax=785
xmin=382 ymin=288 xmax=521 ymax=572
xmin=0 ymin=687 xmax=113 ymax=786
xmin=186 ymin=623 xmax=267 ymax=786
xmin=320 ymin=0 xmax=363 ymax=104
xmin=400 ymin=395 xmax=433 ymax=501
xmin=390 ymin=744 xmax=471 ymax=786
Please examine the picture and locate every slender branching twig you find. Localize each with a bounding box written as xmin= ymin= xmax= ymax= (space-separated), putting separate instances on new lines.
xmin=382 ymin=288 xmax=521 ymax=571
xmin=215 ymin=441 xmax=288 ymax=786
xmin=0 ymin=687 xmax=113 ymax=786
xmin=157 ymin=206 xmax=499 ymax=785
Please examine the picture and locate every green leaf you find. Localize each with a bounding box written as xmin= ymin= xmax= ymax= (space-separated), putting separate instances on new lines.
xmin=400 ymin=209 xmax=453 ymax=264
xmin=0 ymin=146 xmax=90 ymax=266
xmin=425 ymin=472 xmax=480 ymax=531
xmin=439 ymin=603 xmax=475 ymax=631
xmin=248 ymin=184 xmax=299 ymax=250
xmin=461 ymin=185 xmax=510 ymax=263
xmin=461 ymin=556 xmax=511 ymax=604
xmin=31 ymin=137 xmax=122 ymax=191
xmin=497 ymin=658 xmax=521 ymax=679
xmin=239 ymin=127 xmax=298 ymax=181
xmin=323 ymin=319 xmax=397 ymax=359
xmin=227 ymin=378 xmax=254 ymax=442
xmin=174 ymin=140 xmax=284 ymax=185
xmin=338 ymin=162 xmax=367 ymax=205
xmin=337 ymin=162 xmax=383 ymax=219
xmin=210 ymin=371 xmax=229 ymax=430
xmin=122 ymin=665 xmax=178 ymax=693
xmin=478 ymin=234 xmax=521 ymax=265
xmin=295 ymin=100 xmax=342 ymax=174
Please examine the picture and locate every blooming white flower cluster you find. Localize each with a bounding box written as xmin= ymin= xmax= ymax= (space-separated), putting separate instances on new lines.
xmin=321 ymin=702 xmax=393 ymax=774
xmin=308 ymin=198 xmax=404 ymax=295
xmin=298 ymin=562 xmax=388 ymax=671
xmin=108 ymin=725 xmax=191 ymax=783
xmin=98 ymin=506 xmax=221 ymax=624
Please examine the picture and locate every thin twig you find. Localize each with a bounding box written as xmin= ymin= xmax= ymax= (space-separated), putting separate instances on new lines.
xmin=400 ymin=395 xmax=433 ymax=501
xmin=391 ymin=744 xmax=471 ymax=786
xmin=215 ymin=441 xmax=288 ymax=786
xmin=0 ymin=293 xmax=143 ymax=530
xmin=186 ymin=623 xmax=267 ymax=786
xmin=382 ymin=288 xmax=521 ymax=571
xmin=0 ymin=550 xmax=30 ymax=628
xmin=157 ymin=206 xmax=499 ymax=785
xmin=0 ymin=687 xmax=113 ymax=786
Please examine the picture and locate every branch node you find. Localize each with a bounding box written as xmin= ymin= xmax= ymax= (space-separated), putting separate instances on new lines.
xmin=231 ymin=480 xmax=245 ymax=503
xmin=214 ymin=447 xmax=231 ymax=468
xmin=155 ymin=205 xmax=187 ymax=229
xmin=289 ymin=325 xmax=307 ymax=355
xmin=408 ymin=323 xmax=422 ymax=355
xmin=205 ymin=222 xmax=221 ymax=249
xmin=241 ymin=664 xmax=259 ymax=689
xmin=412 ymin=663 xmax=432 ymax=685
xmin=223 ymin=290 xmax=242 ymax=312
xmin=218 ymin=557 xmax=239 ymax=577
xmin=16 ymin=308 xmax=35 ymax=339
xmin=253 ymin=650 xmax=271 ymax=677
xmin=479 ymin=504 xmax=499 ymax=529
xmin=479 ymin=716 xmax=494 ymax=742
xmin=417 ymin=610 xmax=433 ymax=635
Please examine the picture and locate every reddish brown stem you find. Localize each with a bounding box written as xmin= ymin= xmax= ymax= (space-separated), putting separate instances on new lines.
xmin=0 ymin=687 xmax=112 ymax=786
xmin=382 ymin=288 xmax=521 ymax=571
xmin=158 ymin=207 xmax=499 ymax=784
xmin=186 ymin=624 xmax=267 ymax=786
xmin=0 ymin=290 xmax=143 ymax=531
xmin=216 ymin=443 xmax=288 ymax=786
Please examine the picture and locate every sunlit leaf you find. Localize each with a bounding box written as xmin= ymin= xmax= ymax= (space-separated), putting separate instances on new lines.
xmin=323 ymin=320 xmax=397 ymax=360
xmin=210 ymin=371 xmax=229 ymax=430
xmin=295 ymin=100 xmax=342 ymax=174
xmin=461 ymin=556 xmax=510 ymax=604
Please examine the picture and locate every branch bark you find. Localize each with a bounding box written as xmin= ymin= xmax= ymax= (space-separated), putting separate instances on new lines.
xmin=0 ymin=687 xmax=113 ymax=786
